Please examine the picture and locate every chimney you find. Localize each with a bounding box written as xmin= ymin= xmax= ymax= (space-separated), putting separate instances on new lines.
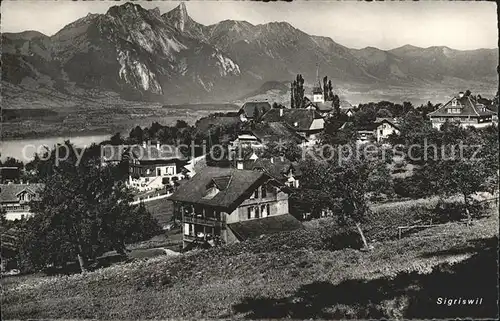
xmin=236 ymin=160 xmax=244 ymax=170
xmin=142 ymin=141 xmax=147 ymax=148
xmin=156 ymin=141 xmax=160 ymax=149
xmin=458 ymin=91 xmax=464 ymax=98
xmin=279 ymin=108 xmax=283 ymax=117
xmin=270 ymin=157 xmax=274 ymax=164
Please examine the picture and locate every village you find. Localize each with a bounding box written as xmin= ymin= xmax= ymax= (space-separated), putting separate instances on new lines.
xmin=1 ymin=0 xmax=499 ymax=318
xmin=2 ymin=73 xmax=498 ymax=255
xmin=2 ymin=73 xmax=499 ymax=318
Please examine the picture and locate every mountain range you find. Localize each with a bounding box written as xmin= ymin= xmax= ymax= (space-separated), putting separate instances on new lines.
xmin=2 ymin=2 xmax=498 ymax=105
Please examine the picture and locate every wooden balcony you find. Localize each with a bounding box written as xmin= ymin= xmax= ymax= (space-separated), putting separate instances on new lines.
xmin=183 ymin=215 xmax=223 ymax=227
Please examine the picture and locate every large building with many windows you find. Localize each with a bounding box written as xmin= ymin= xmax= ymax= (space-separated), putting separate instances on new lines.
xmin=429 ymin=92 xmax=495 ymax=129
xmin=101 ymin=142 xmax=186 ymax=191
xmin=169 ymin=167 xmax=302 ymax=248
xmin=0 ymin=183 xmax=44 ymax=220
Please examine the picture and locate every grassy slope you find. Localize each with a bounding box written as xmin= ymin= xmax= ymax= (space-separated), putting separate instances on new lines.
xmin=143 ymin=197 xmax=174 ymax=228
xmin=2 ymin=207 xmax=497 ymax=319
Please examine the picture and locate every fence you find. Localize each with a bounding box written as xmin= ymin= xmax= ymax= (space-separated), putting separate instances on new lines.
xmin=396 ymin=196 xmax=498 ymax=239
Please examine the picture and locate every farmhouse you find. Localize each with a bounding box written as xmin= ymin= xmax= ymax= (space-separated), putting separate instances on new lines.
xmin=231 ymin=121 xmax=307 ymax=150
xmin=238 ymin=101 xmax=272 ymax=122
xmin=374 ymin=118 xmax=400 ymax=142
xmin=429 ymin=91 xmax=495 ymax=129
xmin=249 ymin=157 xmax=302 ymax=188
xmin=340 ymin=100 xmax=356 ymax=117
xmin=102 ymin=142 xmax=186 ymax=191
xmin=305 ymin=98 xmax=334 ymax=116
xmin=0 ymin=183 xmax=44 ymax=220
xmin=169 ymin=167 xmax=302 ymax=248
xmin=261 ymin=108 xmax=325 ymax=145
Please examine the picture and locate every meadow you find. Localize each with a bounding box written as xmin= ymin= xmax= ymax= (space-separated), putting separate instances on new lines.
xmin=2 ymin=200 xmax=497 ymax=319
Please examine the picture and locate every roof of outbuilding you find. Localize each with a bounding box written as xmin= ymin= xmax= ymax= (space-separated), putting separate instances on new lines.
xmin=102 ymin=144 xmax=184 ymax=162
xmin=313 ymin=102 xmax=334 ymax=112
xmin=228 ymin=213 xmax=303 ymax=241
xmin=169 ymin=167 xmax=272 ymax=210
xmin=339 ymin=100 xmax=354 ymax=109
xmin=239 ymin=102 xmax=272 ymax=119
xmin=249 ymin=122 xmax=306 ymax=144
xmin=261 ymin=108 xmax=323 ymax=131
xmin=374 ymin=117 xmax=400 ymax=129
xmin=250 ymin=157 xmax=302 ymax=182
xmin=0 ymin=183 xmax=44 ymax=203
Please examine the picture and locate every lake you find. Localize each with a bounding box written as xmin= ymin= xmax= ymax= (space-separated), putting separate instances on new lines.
xmin=1 ymin=134 xmax=110 ymax=162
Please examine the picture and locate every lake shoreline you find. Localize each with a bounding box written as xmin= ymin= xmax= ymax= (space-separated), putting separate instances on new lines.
xmin=1 ymin=129 xmax=116 ymax=142
xmin=1 ymin=134 xmax=112 ymax=162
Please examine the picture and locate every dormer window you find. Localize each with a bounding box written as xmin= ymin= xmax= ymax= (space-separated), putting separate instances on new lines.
xmin=203 ymin=185 xmax=220 ymax=199
xmin=452 ymin=99 xmax=457 ymax=107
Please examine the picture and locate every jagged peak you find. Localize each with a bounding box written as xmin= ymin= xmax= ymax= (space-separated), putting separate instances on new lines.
xmin=106 ymin=2 xmax=148 ymax=17
xmin=177 ymin=2 xmax=188 ymax=17
xmin=163 ymin=2 xmax=192 ymax=31
xmin=148 ymin=7 xmax=161 ymax=17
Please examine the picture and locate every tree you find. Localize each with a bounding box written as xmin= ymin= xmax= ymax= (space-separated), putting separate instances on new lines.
xmin=20 ymin=142 xmax=161 ymax=273
xmin=109 ymin=133 xmax=124 ymax=145
xmin=332 ymin=94 xmax=340 ymax=114
xmin=412 ymin=123 xmax=498 ymax=226
xmin=376 ymin=108 xmax=393 ymax=118
xmin=298 ymin=145 xmax=392 ymax=249
xmin=291 ymin=74 xmax=305 ymax=108
xmin=261 ymin=140 xmax=302 ymax=162
xmin=175 ymin=120 xmax=188 ymax=129
xmin=321 ymin=118 xmax=356 ymax=146
xmin=129 ymin=126 xmax=144 ymax=144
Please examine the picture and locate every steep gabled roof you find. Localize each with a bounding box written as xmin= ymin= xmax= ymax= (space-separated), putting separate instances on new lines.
xmin=312 ymin=101 xmax=334 ymax=112
xmin=250 ymin=122 xmax=306 ymax=144
xmin=239 ymin=102 xmax=272 ymax=119
xmin=375 ymin=117 xmax=400 ymax=129
xmin=340 ymin=100 xmax=354 ymax=110
xmin=251 ymin=157 xmax=302 ymax=182
xmin=429 ymin=94 xmax=496 ymax=118
xmin=261 ymin=108 xmax=323 ymax=131
xmin=0 ymin=183 xmax=44 ymax=203
xmin=129 ymin=145 xmax=184 ymax=161
xmin=170 ymin=167 xmax=276 ymax=210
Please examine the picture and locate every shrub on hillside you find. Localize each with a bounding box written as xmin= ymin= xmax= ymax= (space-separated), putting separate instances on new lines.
xmin=393 ymin=176 xmax=432 ymax=199
xmin=319 ymin=226 xmax=364 ymax=250
xmin=416 ymin=200 xmax=489 ymax=224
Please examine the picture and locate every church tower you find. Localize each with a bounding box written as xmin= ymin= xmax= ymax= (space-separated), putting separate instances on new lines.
xmin=312 ymin=63 xmax=324 ymax=103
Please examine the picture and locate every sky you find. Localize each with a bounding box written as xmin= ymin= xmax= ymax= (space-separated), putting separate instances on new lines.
xmin=1 ymin=0 xmax=497 ymax=50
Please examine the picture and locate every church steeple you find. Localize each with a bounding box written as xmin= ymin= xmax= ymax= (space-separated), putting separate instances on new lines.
xmin=312 ymin=63 xmax=324 ymax=103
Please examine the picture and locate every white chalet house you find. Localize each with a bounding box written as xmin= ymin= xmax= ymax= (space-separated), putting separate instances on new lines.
xmin=0 ymin=183 xmax=44 ymax=220
xmin=429 ymin=92 xmax=495 ymax=129
xmin=169 ymin=167 xmax=302 ymax=249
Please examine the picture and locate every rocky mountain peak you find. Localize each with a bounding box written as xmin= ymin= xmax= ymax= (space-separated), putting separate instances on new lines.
xmin=163 ymin=2 xmax=191 ymax=32
xmin=149 ymin=7 xmax=161 ymax=18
